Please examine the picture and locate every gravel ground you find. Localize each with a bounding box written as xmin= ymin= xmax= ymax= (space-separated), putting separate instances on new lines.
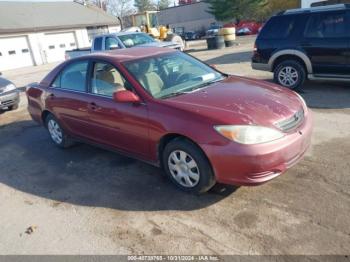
xmin=0 ymin=36 xmax=349 ymax=255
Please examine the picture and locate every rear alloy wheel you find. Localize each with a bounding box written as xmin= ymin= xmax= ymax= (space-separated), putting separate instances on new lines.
xmin=162 ymin=139 xmax=216 ymax=194
xmin=274 ymin=60 xmax=306 ymax=90
xmin=45 ymin=114 xmax=74 ymax=148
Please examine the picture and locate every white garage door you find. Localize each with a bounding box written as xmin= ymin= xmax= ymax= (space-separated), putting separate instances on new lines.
xmin=44 ymin=32 xmax=77 ymax=63
xmin=0 ymin=36 xmax=34 ymax=71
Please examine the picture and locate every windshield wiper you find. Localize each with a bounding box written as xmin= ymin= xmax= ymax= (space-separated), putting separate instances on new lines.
xmin=187 ymin=77 xmax=225 ymax=92
xmin=159 ymin=77 xmax=225 ymax=100
xmin=159 ymin=90 xmax=193 ymax=99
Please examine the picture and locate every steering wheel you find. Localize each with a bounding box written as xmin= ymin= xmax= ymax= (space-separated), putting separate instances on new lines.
xmin=175 ymin=73 xmax=196 ymax=84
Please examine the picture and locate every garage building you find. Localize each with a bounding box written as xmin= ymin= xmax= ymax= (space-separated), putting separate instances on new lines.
xmin=0 ymin=1 xmax=120 ymax=71
xmin=158 ymin=2 xmax=218 ymax=35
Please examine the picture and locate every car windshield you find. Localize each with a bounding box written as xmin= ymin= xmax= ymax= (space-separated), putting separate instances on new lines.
xmin=118 ymin=33 xmax=155 ymax=48
xmin=123 ymin=52 xmax=225 ymax=99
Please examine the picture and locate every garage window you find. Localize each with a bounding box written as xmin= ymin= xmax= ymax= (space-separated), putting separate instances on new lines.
xmin=22 ymin=49 xmax=29 ymax=53
xmin=8 ymin=50 xmax=16 ymax=55
xmin=59 ymin=44 xmax=66 ymax=48
xmin=49 ymin=45 xmax=55 ymax=49
xmin=53 ymin=61 xmax=89 ymax=92
xmin=0 ymin=52 xmax=2 ymax=56
xmin=70 ymin=43 xmax=76 ymax=47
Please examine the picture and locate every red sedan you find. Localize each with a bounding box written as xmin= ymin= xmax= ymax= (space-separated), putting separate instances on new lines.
xmin=26 ymin=47 xmax=312 ymax=193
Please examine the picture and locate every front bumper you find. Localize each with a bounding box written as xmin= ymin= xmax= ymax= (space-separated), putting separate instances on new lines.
xmin=0 ymin=90 xmax=20 ymax=109
xmin=201 ymin=111 xmax=313 ymax=186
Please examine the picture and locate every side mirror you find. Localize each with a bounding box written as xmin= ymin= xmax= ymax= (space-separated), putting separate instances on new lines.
xmin=113 ymin=90 xmax=141 ymax=103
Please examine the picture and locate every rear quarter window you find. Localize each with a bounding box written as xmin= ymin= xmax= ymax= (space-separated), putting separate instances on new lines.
xmin=304 ymin=12 xmax=347 ymax=38
xmin=259 ymin=15 xmax=297 ymax=39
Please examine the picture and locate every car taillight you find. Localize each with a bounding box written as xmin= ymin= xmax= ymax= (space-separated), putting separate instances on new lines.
xmin=253 ymin=43 xmax=257 ymax=52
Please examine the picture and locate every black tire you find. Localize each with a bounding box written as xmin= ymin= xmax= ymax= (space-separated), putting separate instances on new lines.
xmin=273 ymin=60 xmax=306 ymax=90
xmin=214 ymin=36 xmax=225 ymax=49
xmin=206 ymin=36 xmax=225 ymax=50
xmin=162 ymin=139 xmax=216 ymax=194
xmin=8 ymin=104 xmax=19 ymax=111
xmin=45 ymin=113 xmax=74 ymax=148
xmin=224 ymin=40 xmax=236 ymax=47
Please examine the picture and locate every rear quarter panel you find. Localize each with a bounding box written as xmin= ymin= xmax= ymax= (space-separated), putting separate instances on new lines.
xmin=26 ymin=84 xmax=46 ymax=124
xmin=26 ymin=62 xmax=64 ymax=125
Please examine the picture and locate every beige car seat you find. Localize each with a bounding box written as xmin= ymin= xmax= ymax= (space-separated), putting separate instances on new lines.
xmin=137 ymin=60 xmax=164 ymax=96
xmin=95 ymin=67 xmax=126 ymax=95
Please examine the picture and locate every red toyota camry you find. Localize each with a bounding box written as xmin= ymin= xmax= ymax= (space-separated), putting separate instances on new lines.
xmin=26 ymin=47 xmax=312 ymax=193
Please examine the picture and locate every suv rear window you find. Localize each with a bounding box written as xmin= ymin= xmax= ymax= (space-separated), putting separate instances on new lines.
xmin=259 ymin=15 xmax=297 ymax=39
xmin=304 ymin=12 xmax=346 ymax=38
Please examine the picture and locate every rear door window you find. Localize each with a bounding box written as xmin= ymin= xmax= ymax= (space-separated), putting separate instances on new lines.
xmin=53 ymin=61 xmax=89 ymax=92
xmin=304 ymin=12 xmax=347 ymax=38
xmin=259 ymin=15 xmax=297 ymax=39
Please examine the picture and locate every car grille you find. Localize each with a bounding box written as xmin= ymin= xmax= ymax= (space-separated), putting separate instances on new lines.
xmin=275 ymin=108 xmax=304 ymax=132
xmin=0 ymin=99 xmax=14 ymax=106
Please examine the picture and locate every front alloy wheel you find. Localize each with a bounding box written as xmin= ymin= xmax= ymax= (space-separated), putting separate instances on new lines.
xmin=168 ymin=150 xmax=200 ymax=188
xmin=162 ymin=139 xmax=216 ymax=194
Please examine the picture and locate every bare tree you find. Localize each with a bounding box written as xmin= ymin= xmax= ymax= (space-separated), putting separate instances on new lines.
xmin=106 ymin=0 xmax=135 ymax=28
xmin=134 ymin=0 xmax=156 ymax=12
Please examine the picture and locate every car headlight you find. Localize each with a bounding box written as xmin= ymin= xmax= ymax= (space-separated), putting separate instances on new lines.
xmin=3 ymin=83 xmax=17 ymax=93
xmin=214 ymin=125 xmax=284 ymax=145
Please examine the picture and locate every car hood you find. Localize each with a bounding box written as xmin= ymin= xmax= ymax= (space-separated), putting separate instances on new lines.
xmin=0 ymin=77 xmax=12 ymax=88
xmin=139 ymin=41 xmax=181 ymax=49
xmin=165 ymin=76 xmax=304 ymax=128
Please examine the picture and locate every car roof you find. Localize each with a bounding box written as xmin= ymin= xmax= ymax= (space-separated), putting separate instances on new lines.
xmin=78 ymin=47 xmax=177 ymax=63
xmin=278 ymin=4 xmax=350 ymax=16
xmin=111 ymin=31 xmax=147 ymax=37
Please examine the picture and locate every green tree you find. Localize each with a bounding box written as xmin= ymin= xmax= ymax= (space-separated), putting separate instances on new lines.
xmin=158 ymin=0 xmax=171 ymax=10
xmin=205 ymin=0 xmax=267 ymax=22
xmin=256 ymin=0 xmax=299 ymax=20
xmin=134 ymin=0 xmax=156 ymax=12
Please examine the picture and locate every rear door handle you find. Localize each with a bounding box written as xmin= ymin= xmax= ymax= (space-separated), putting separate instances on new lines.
xmin=88 ymin=102 xmax=101 ymax=111
xmin=48 ymin=93 xmax=55 ymax=99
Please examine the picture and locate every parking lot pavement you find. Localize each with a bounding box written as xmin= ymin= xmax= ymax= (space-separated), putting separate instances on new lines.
xmin=0 ymin=36 xmax=349 ymax=254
